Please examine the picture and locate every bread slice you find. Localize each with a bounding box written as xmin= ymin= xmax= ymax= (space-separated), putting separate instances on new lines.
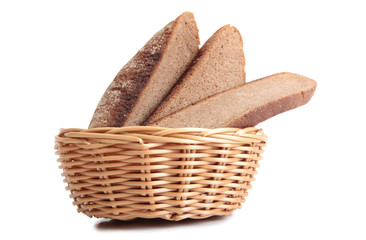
xmin=148 ymin=72 xmax=317 ymax=128
xmin=89 ymin=12 xmax=200 ymax=128
xmin=145 ymin=25 xmax=245 ymax=124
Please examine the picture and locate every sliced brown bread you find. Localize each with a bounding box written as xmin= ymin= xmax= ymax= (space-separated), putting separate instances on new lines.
xmin=145 ymin=25 xmax=245 ymax=124
xmin=148 ymin=72 xmax=317 ymax=128
xmin=89 ymin=12 xmax=200 ymax=128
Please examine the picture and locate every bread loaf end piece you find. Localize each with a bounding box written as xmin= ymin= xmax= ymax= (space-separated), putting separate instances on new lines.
xmin=89 ymin=12 xmax=200 ymax=128
xmin=145 ymin=25 xmax=245 ymax=124
xmin=148 ymin=72 xmax=317 ymax=128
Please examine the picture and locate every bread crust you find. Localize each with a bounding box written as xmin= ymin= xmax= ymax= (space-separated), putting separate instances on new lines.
xmin=89 ymin=12 xmax=199 ymax=128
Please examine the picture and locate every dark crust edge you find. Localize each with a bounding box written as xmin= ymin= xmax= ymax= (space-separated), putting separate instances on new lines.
xmin=89 ymin=13 xmax=197 ymax=128
xmin=89 ymin=35 xmax=169 ymax=128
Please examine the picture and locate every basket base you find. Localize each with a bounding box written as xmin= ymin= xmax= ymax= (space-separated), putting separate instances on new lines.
xmin=80 ymin=206 xmax=240 ymax=221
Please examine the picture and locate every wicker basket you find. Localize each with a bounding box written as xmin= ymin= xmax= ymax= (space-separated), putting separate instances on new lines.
xmin=55 ymin=126 xmax=267 ymax=221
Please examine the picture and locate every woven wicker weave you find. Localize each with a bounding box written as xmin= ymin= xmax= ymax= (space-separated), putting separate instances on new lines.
xmin=55 ymin=126 xmax=267 ymax=221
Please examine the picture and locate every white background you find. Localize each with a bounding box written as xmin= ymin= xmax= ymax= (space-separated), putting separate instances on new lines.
xmin=1 ymin=0 xmax=365 ymax=239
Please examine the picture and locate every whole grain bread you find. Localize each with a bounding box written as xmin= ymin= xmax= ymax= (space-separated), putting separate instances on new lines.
xmin=89 ymin=12 xmax=200 ymax=128
xmin=148 ymin=72 xmax=317 ymax=128
xmin=145 ymin=25 xmax=245 ymax=124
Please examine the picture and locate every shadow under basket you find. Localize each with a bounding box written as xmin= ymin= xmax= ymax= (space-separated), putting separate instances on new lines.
xmin=55 ymin=126 xmax=267 ymax=221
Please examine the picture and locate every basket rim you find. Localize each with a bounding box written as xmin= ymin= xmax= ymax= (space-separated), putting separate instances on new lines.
xmin=56 ymin=126 xmax=268 ymax=144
